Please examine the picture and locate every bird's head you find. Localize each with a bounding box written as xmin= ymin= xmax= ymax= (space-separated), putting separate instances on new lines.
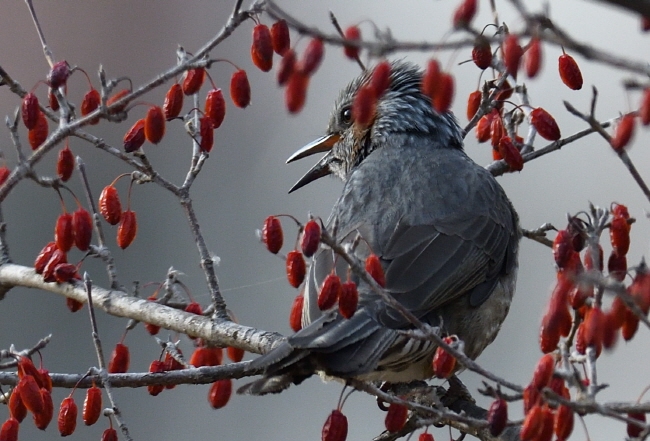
xmin=287 ymin=60 xmax=463 ymax=193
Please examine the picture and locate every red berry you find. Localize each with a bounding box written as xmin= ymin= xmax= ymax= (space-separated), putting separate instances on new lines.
xmin=339 ymin=281 xmax=359 ymax=319
xmin=163 ymin=83 xmax=184 ymax=120
xmin=487 ymin=398 xmax=508 ymax=436
xmin=80 ymin=89 xmax=101 ymax=124
xmin=205 ymin=88 xmax=226 ymax=129
xmin=49 ymin=88 xmax=60 ymax=111
xmin=208 ymin=379 xmax=232 ymax=409
xmin=433 ymin=73 xmax=454 ymax=113
xmin=22 ymin=93 xmax=40 ymax=130
xmin=106 ymin=89 xmax=130 ymax=114
xmin=640 ymin=88 xmax=650 ymax=126
xmin=57 ymin=396 xmax=78 ymax=436
xmin=503 ymin=34 xmax=523 ymax=80
xmin=452 ymin=0 xmax=477 ymax=28
xmin=299 ymin=38 xmax=324 ymax=76
xmin=251 ymin=24 xmax=274 ymax=72
xmin=199 ymin=115 xmax=215 ymax=153
xmin=72 ymin=207 xmax=93 ymax=251
xmin=370 ymin=61 xmax=391 ymax=98
xmin=627 ymin=412 xmax=646 ymax=438
xmin=144 ymin=105 xmax=165 ymax=144
xmin=55 ymin=213 xmax=74 ymax=253
xmin=262 ymin=216 xmax=283 ymax=254
xmin=230 ymin=70 xmax=251 ymax=108
xmin=385 ymin=403 xmax=408 ymax=432
xmin=520 ymin=405 xmax=543 ymax=441
xmin=530 ymin=108 xmax=561 ymax=141
xmin=99 ymin=185 xmax=122 ymax=225
xmin=57 ymin=145 xmax=75 ymax=182
xmin=289 ymin=294 xmax=304 ymax=332
xmin=102 ymin=428 xmax=119 ymax=441
xmin=525 ymin=38 xmax=543 ymax=78
xmin=17 ymin=375 xmax=43 ymax=415
xmin=422 ymin=59 xmax=441 ymax=99
xmin=147 ymin=360 xmax=165 ymax=396
xmin=365 ymin=254 xmax=386 ymax=287
xmin=318 ymin=273 xmax=342 ymax=311
xmin=352 ymin=85 xmax=377 ymax=128
xmin=277 ymin=50 xmax=296 ymax=86
xmin=117 ymin=210 xmax=137 ymax=249
xmin=33 ymin=388 xmax=53 ymax=430
xmin=182 ymin=68 xmax=205 ymax=95
xmin=123 ymin=118 xmax=146 ymax=153
xmin=82 ymin=385 xmax=102 ymax=426
xmin=43 ymin=249 xmax=67 ymax=283
xmin=286 ymin=250 xmax=306 ymax=288
xmin=497 ymin=136 xmax=524 ymax=172
xmin=0 ymin=418 xmax=19 ymax=441
xmin=285 ymin=71 xmax=309 ymax=114
xmin=108 ymin=343 xmax=130 ymax=373
xmin=8 ymin=387 xmax=27 ymax=422
xmin=322 ymin=409 xmax=348 ymax=441
xmin=466 ymin=90 xmax=481 ymax=120
xmin=343 ymin=26 xmax=361 ymax=60
xmin=432 ymin=339 xmax=456 ymax=379
xmin=227 ymin=346 xmax=245 ymax=363
xmin=610 ymin=114 xmax=636 ymax=151
xmin=558 ymin=53 xmax=583 ymax=90
xmin=28 ymin=112 xmax=49 ymax=150
xmin=270 ymin=20 xmax=291 ymax=56
xmin=54 ymin=263 xmax=77 ymax=283
xmin=301 ymin=220 xmax=321 ymax=257
xmin=0 ymin=166 xmax=9 ymax=186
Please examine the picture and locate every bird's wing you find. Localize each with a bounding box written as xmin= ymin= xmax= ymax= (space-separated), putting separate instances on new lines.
xmin=317 ymin=144 xmax=518 ymax=329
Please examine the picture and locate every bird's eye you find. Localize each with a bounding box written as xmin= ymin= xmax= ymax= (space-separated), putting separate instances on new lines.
xmin=340 ymin=107 xmax=352 ymax=125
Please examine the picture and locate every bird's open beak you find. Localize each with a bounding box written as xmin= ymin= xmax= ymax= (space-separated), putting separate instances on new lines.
xmin=286 ymin=134 xmax=340 ymax=193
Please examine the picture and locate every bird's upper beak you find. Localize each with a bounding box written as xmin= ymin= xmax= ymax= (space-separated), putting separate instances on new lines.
xmin=286 ymin=134 xmax=340 ymax=193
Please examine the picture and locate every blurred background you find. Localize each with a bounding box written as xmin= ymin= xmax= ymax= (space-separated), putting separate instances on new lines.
xmin=0 ymin=1 xmax=649 ymax=440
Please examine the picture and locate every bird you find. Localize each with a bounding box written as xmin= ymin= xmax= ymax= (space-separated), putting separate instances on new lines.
xmin=238 ymin=60 xmax=519 ymax=395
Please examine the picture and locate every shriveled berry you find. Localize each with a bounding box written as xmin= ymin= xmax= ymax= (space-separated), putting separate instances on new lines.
xmin=54 ymin=263 xmax=77 ymax=283
xmin=8 ymin=388 xmax=27 ymax=422
xmin=608 ymin=251 xmax=627 ymax=282
xmin=530 ymin=354 xmax=555 ymax=390
xmin=0 ymin=418 xmax=19 ymax=441
xmin=558 ymin=53 xmax=583 ymax=90
xmin=627 ymin=412 xmax=646 ymax=438
xmin=270 ymin=20 xmax=290 ymax=56
xmin=117 ymin=210 xmax=137 ymax=249
xmin=147 ymin=360 xmax=165 ymax=396
xmin=182 ymin=68 xmax=205 ymax=95
xmin=123 ymin=118 xmax=146 ymax=153
xmin=43 ymin=249 xmax=67 ymax=283
xmin=487 ymin=398 xmax=508 ymax=436
xmin=99 ymin=185 xmax=122 ymax=225
xmin=17 ymin=375 xmax=43 ymax=415
xmin=520 ymin=404 xmax=543 ymax=441
xmin=48 ymin=61 xmax=71 ymax=89
xmin=163 ymin=83 xmax=184 ymax=120
xmin=33 ymin=388 xmax=53 ymax=430
xmin=490 ymin=115 xmax=504 ymax=148
xmin=66 ymin=298 xmax=83 ymax=312
xmin=208 ymin=379 xmax=232 ymax=409
xmin=471 ymin=38 xmax=492 ymax=70
xmin=498 ymin=136 xmax=524 ymax=172
xmin=230 ymin=70 xmax=251 ymax=108
xmin=476 ymin=111 xmax=495 ymax=143
xmin=262 ymin=216 xmax=283 ymax=254
xmin=610 ymin=216 xmax=630 ymax=255
xmin=49 ymin=88 xmax=60 ymax=111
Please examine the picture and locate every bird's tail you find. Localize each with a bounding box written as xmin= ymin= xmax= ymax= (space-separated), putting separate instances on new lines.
xmin=237 ymin=310 xmax=393 ymax=395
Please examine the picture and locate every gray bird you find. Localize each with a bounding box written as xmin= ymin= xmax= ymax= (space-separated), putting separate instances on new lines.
xmin=239 ymin=61 xmax=519 ymax=395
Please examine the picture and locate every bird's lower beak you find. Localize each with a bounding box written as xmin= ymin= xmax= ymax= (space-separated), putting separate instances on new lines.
xmin=287 ymin=134 xmax=340 ymax=193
